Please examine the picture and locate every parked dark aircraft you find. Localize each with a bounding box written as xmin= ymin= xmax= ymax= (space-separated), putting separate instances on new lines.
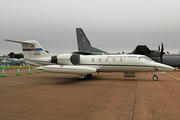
xmin=75 ymin=28 xmax=180 ymax=68
xmin=76 ymin=28 xmax=108 ymax=55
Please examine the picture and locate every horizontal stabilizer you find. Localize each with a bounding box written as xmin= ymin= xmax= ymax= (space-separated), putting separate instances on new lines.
xmin=5 ymin=39 xmax=34 ymax=44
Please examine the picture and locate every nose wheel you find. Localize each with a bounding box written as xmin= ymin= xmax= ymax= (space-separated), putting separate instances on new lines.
xmin=152 ymin=75 xmax=158 ymax=81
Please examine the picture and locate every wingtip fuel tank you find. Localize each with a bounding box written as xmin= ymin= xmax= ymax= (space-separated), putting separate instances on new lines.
xmin=39 ymin=65 xmax=97 ymax=74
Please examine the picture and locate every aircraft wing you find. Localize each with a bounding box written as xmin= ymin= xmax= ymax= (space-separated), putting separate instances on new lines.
xmin=132 ymin=45 xmax=151 ymax=54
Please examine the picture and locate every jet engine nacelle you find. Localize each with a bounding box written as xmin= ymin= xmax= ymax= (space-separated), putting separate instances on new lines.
xmin=51 ymin=54 xmax=80 ymax=65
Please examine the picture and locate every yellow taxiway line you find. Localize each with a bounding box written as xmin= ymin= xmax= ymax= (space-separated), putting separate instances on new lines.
xmin=166 ymin=73 xmax=180 ymax=81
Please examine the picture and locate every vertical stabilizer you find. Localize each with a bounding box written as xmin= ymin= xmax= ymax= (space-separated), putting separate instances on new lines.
xmin=5 ymin=39 xmax=51 ymax=59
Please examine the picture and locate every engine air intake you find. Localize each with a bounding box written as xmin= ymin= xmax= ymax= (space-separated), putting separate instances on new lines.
xmin=70 ymin=55 xmax=80 ymax=65
xmin=51 ymin=56 xmax=57 ymax=63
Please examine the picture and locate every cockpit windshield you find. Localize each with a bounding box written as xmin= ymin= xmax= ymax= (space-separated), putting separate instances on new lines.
xmin=139 ymin=56 xmax=154 ymax=62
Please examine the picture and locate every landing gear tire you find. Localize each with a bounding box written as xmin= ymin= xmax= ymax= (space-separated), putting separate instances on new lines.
xmin=152 ymin=75 xmax=158 ymax=81
xmin=86 ymin=74 xmax=93 ymax=78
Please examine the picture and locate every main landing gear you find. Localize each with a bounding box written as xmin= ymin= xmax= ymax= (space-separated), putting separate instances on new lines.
xmin=152 ymin=74 xmax=158 ymax=81
xmin=79 ymin=74 xmax=86 ymax=80
xmin=78 ymin=74 xmax=93 ymax=80
xmin=86 ymin=74 xmax=93 ymax=78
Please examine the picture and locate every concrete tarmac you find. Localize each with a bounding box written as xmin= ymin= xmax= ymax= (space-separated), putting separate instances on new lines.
xmin=0 ymin=68 xmax=180 ymax=120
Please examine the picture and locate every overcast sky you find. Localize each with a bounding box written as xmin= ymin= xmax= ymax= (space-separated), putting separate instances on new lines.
xmin=1 ymin=0 xmax=180 ymax=55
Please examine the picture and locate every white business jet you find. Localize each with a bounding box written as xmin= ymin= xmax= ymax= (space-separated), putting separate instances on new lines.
xmin=5 ymin=39 xmax=175 ymax=81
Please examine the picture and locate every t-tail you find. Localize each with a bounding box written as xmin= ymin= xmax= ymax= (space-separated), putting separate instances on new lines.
xmin=5 ymin=39 xmax=52 ymax=65
xmin=76 ymin=28 xmax=107 ymax=55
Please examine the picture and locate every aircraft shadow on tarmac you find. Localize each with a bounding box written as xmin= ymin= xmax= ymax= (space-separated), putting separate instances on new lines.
xmin=45 ymin=75 xmax=154 ymax=85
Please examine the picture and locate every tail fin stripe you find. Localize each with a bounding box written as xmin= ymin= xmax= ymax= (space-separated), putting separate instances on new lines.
xmin=23 ymin=48 xmax=43 ymax=51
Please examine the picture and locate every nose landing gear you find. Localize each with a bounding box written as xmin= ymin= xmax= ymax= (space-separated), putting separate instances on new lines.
xmin=152 ymin=75 xmax=158 ymax=81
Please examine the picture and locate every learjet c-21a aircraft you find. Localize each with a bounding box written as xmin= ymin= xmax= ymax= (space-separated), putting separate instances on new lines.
xmin=5 ymin=39 xmax=175 ymax=81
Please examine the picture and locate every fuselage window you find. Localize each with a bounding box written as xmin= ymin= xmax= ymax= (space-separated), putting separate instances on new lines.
xmin=113 ymin=58 xmax=115 ymax=62
xmin=92 ymin=58 xmax=94 ymax=63
xmin=98 ymin=58 xmax=101 ymax=62
xmin=139 ymin=57 xmax=153 ymax=62
xmin=105 ymin=58 xmax=108 ymax=62
xmin=120 ymin=58 xmax=123 ymax=62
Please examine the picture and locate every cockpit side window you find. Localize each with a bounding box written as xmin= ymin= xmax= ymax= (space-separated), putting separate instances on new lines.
xmin=139 ymin=57 xmax=153 ymax=62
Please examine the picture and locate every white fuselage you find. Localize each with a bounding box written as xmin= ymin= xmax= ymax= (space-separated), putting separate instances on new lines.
xmin=78 ymin=54 xmax=174 ymax=72
xmin=25 ymin=57 xmax=52 ymax=66
xmin=39 ymin=54 xmax=174 ymax=74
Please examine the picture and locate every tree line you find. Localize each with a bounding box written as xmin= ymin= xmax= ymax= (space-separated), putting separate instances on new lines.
xmin=8 ymin=52 xmax=24 ymax=59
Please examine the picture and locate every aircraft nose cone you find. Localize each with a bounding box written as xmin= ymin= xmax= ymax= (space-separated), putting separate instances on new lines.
xmin=168 ymin=66 xmax=175 ymax=71
xmin=157 ymin=63 xmax=175 ymax=72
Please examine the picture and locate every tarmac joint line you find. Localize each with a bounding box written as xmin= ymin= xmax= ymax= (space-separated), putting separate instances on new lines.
xmin=131 ymin=79 xmax=138 ymax=120
xmin=165 ymin=73 xmax=180 ymax=81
